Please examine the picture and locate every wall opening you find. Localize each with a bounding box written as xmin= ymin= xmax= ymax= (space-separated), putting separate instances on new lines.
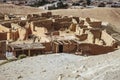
xmin=59 ymin=44 xmax=63 ymax=53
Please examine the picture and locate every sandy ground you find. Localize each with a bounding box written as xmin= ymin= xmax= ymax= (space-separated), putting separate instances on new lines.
xmin=0 ymin=50 xmax=120 ymax=80
xmin=0 ymin=3 xmax=43 ymax=14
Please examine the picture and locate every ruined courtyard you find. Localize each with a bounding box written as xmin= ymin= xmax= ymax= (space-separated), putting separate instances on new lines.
xmin=0 ymin=12 xmax=119 ymax=59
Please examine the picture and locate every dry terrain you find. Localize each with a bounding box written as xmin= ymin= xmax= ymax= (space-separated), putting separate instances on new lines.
xmin=0 ymin=3 xmax=43 ymax=14
xmin=0 ymin=50 xmax=120 ymax=80
xmin=0 ymin=4 xmax=120 ymax=80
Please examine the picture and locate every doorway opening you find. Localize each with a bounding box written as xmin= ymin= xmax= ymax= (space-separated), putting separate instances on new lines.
xmin=59 ymin=44 xmax=63 ymax=53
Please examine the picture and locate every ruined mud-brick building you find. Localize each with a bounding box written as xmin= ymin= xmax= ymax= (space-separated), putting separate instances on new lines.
xmin=0 ymin=41 xmax=7 ymax=59
xmin=8 ymin=43 xmax=45 ymax=57
xmin=29 ymin=13 xmax=118 ymax=55
xmin=0 ymin=12 xmax=119 ymax=59
xmin=0 ymin=23 xmax=20 ymax=41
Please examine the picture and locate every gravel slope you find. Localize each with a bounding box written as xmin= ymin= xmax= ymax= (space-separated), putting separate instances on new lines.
xmin=0 ymin=50 xmax=120 ymax=80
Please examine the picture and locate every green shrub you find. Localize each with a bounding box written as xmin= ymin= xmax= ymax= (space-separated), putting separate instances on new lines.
xmin=18 ymin=54 xmax=27 ymax=59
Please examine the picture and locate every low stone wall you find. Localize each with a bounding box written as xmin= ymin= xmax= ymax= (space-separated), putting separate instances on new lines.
xmin=79 ymin=25 xmax=88 ymax=29
xmin=64 ymin=41 xmax=77 ymax=53
xmin=0 ymin=32 xmax=7 ymax=40
xmin=0 ymin=41 xmax=6 ymax=59
xmin=2 ymin=23 xmax=11 ymax=28
xmin=79 ymin=20 xmax=84 ymax=26
xmin=86 ymin=17 xmax=91 ymax=23
xmin=10 ymin=30 xmax=19 ymax=41
xmin=69 ymin=23 xmax=77 ymax=32
xmin=41 ymin=12 xmax=52 ymax=18
xmin=76 ymin=34 xmax=88 ymax=41
xmin=0 ymin=53 xmax=6 ymax=60
xmin=33 ymin=20 xmax=53 ymax=31
xmin=42 ymin=42 xmax=52 ymax=52
xmin=52 ymin=40 xmax=77 ymax=53
xmin=18 ymin=21 xmax=27 ymax=27
xmin=73 ymin=17 xmax=80 ymax=23
xmin=60 ymin=22 xmax=72 ymax=29
xmin=78 ymin=43 xmax=116 ymax=55
xmin=54 ymin=17 xmax=72 ymax=23
xmin=89 ymin=21 xmax=102 ymax=28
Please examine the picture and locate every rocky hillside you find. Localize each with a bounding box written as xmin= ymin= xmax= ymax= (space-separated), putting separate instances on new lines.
xmin=0 ymin=50 xmax=120 ymax=80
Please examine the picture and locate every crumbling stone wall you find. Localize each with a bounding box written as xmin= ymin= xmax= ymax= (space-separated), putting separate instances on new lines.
xmin=63 ymin=40 xmax=77 ymax=53
xmin=0 ymin=14 xmax=4 ymax=20
xmin=18 ymin=21 xmax=27 ymax=27
xmin=55 ymin=17 xmax=72 ymax=23
xmin=90 ymin=29 xmax=102 ymax=43
xmin=23 ymin=26 xmax=32 ymax=40
xmin=33 ymin=14 xmax=40 ymax=18
xmin=41 ymin=12 xmax=52 ymax=18
xmin=10 ymin=29 xmax=19 ymax=41
xmin=79 ymin=20 xmax=84 ymax=26
xmin=86 ymin=17 xmax=91 ymax=23
xmin=27 ymin=14 xmax=33 ymax=20
xmin=89 ymin=21 xmax=102 ymax=28
xmin=78 ymin=43 xmax=116 ymax=55
xmin=33 ymin=20 xmax=53 ymax=31
xmin=52 ymin=31 xmax=60 ymax=36
xmin=0 ymin=41 xmax=6 ymax=59
xmin=27 ymin=26 xmax=32 ymax=35
xmin=52 ymin=40 xmax=77 ymax=53
xmin=52 ymin=15 xmax=61 ymax=19
xmin=33 ymin=19 xmax=72 ymax=31
xmin=60 ymin=22 xmax=72 ymax=29
xmin=101 ymin=30 xmax=115 ymax=46
xmin=76 ymin=34 xmax=88 ymax=41
xmin=52 ymin=42 xmax=59 ymax=53
xmin=29 ymin=17 xmax=47 ymax=22
xmin=79 ymin=25 xmax=88 ymax=29
xmin=69 ymin=23 xmax=77 ymax=32
xmin=0 ymin=53 xmax=6 ymax=59
xmin=0 ymin=32 xmax=7 ymax=40
xmin=52 ymin=22 xmax=61 ymax=31
xmin=82 ymin=28 xmax=102 ymax=43
xmin=2 ymin=23 xmax=11 ymax=28
xmin=73 ymin=17 xmax=80 ymax=23
xmin=42 ymin=42 xmax=52 ymax=52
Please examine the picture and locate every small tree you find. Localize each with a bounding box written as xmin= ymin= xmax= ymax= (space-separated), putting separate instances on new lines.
xmin=18 ymin=54 xmax=27 ymax=59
